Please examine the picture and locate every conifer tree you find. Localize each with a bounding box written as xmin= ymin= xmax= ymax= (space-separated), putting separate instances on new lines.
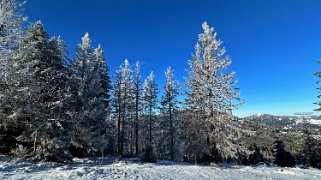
xmin=71 ymin=33 xmax=107 ymax=156
xmin=184 ymin=22 xmax=244 ymax=161
xmin=314 ymin=60 xmax=321 ymax=111
xmin=112 ymin=59 xmax=133 ymax=156
xmin=1 ymin=21 xmax=72 ymax=161
xmin=134 ymin=61 xmax=141 ymax=156
xmin=94 ymin=44 xmax=112 ymax=112
xmin=0 ymin=0 xmax=26 ymax=51
xmin=0 ymin=0 xmax=26 ymax=125
xmin=113 ymin=68 xmax=123 ymax=156
xmin=161 ymin=67 xmax=179 ymax=161
xmin=119 ymin=59 xmax=133 ymax=156
xmin=142 ymin=72 xmax=158 ymax=148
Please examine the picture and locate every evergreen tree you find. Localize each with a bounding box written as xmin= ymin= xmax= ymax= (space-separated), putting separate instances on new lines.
xmin=273 ymin=140 xmax=295 ymax=167
xmin=94 ymin=44 xmax=111 ymax=112
xmin=161 ymin=67 xmax=179 ymax=161
xmin=184 ymin=22 xmax=244 ymax=162
xmin=300 ymin=116 xmax=317 ymax=167
xmin=0 ymin=0 xmax=26 ymax=125
xmin=141 ymin=71 xmax=158 ymax=163
xmin=0 ymin=21 xmax=72 ymax=161
xmin=134 ymin=61 xmax=142 ymax=156
xmin=112 ymin=59 xmax=133 ymax=157
xmin=315 ymin=60 xmax=321 ymax=111
xmin=142 ymin=72 xmax=158 ymax=150
xmin=119 ymin=59 xmax=133 ymax=156
xmin=0 ymin=0 xmax=26 ymax=51
xmin=0 ymin=0 xmax=27 ymax=154
xmin=93 ymin=44 xmax=111 ymax=158
xmin=113 ymin=68 xmax=122 ymax=156
xmin=71 ymin=33 xmax=107 ymax=156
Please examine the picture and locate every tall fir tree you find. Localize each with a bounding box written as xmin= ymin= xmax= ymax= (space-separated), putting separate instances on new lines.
xmin=113 ymin=68 xmax=122 ymax=156
xmin=184 ymin=22 xmax=244 ymax=162
xmin=314 ymin=60 xmax=321 ymax=111
xmin=0 ymin=0 xmax=26 ymax=51
xmin=161 ymin=67 xmax=179 ymax=161
xmin=142 ymin=71 xmax=158 ymax=148
xmin=141 ymin=71 xmax=158 ymax=162
xmin=94 ymin=44 xmax=112 ymax=113
xmin=1 ymin=21 xmax=72 ymax=161
xmin=112 ymin=59 xmax=134 ymax=156
xmin=0 ymin=0 xmax=26 ymax=125
xmin=134 ymin=61 xmax=141 ymax=156
xmin=71 ymin=33 xmax=107 ymax=156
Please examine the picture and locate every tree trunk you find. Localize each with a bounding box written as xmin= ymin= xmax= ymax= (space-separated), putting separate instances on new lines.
xmin=135 ymin=82 xmax=139 ymax=156
xmin=121 ymin=83 xmax=127 ymax=156
xmin=149 ymin=106 xmax=152 ymax=148
xmin=117 ymin=84 xmax=121 ymax=156
xmin=169 ymin=103 xmax=174 ymax=161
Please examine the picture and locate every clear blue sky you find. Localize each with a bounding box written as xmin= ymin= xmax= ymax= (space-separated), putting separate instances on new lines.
xmin=24 ymin=0 xmax=321 ymax=117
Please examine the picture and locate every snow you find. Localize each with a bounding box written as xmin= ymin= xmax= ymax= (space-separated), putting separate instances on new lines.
xmin=257 ymin=113 xmax=263 ymax=117
xmin=295 ymin=118 xmax=321 ymax=125
xmin=309 ymin=119 xmax=321 ymax=125
xmin=1 ymin=156 xmax=321 ymax=180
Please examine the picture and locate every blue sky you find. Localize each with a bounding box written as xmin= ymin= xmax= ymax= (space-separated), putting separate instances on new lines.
xmin=25 ymin=0 xmax=321 ymax=117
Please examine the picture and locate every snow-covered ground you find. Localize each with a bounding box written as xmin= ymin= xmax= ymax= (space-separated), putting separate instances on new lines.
xmin=1 ymin=156 xmax=321 ymax=180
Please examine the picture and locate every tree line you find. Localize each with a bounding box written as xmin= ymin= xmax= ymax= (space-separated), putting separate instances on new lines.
xmin=1 ymin=0 xmax=321 ymax=168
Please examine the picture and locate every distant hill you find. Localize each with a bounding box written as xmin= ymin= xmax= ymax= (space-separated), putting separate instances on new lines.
xmin=242 ymin=113 xmax=321 ymax=132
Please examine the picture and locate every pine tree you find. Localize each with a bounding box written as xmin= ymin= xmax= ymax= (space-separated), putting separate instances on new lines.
xmin=119 ymin=59 xmax=133 ymax=156
xmin=315 ymin=60 xmax=321 ymax=111
xmin=273 ymin=140 xmax=295 ymax=167
xmin=184 ymin=22 xmax=244 ymax=162
xmin=300 ymin=116 xmax=316 ymax=167
xmin=161 ymin=67 xmax=179 ymax=161
xmin=113 ymin=68 xmax=122 ymax=156
xmin=9 ymin=22 xmax=53 ymax=155
xmin=134 ymin=61 xmax=141 ymax=156
xmin=93 ymin=44 xmax=111 ymax=158
xmin=0 ymin=0 xmax=26 ymax=51
xmin=1 ymin=21 xmax=72 ymax=161
xmin=94 ymin=44 xmax=112 ymax=112
xmin=0 ymin=1 xmax=27 ymax=155
xmin=142 ymin=72 xmax=158 ymax=149
xmin=0 ymin=0 xmax=26 ymax=125
xmin=112 ymin=59 xmax=133 ymax=157
xmin=71 ymin=33 xmax=107 ymax=156
xmin=141 ymin=71 xmax=158 ymax=162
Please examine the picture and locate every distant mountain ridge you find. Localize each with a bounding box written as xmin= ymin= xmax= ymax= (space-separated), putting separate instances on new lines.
xmin=242 ymin=113 xmax=321 ymax=130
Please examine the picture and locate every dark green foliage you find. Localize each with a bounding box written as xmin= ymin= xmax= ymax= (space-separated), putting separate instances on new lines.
xmin=273 ymin=140 xmax=295 ymax=167
xmin=248 ymin=144 xmax=265 ymax=165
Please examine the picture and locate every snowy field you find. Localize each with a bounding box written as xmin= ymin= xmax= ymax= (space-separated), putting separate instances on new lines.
xmin=1 ymin=156 xmax=321 ymax=180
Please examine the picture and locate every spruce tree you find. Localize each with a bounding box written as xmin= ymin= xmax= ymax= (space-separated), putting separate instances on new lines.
xmin=184 ymin=22 xmax=244 ymax=162
xmin=71 ymin=33 xmax=107 ymax=156
xmin=0 ymin=0 xmax=26 ymax=51
xmin=0 ymin=0 xmax=26 ymax=125
xmin=315 ymin=60 xmax=321 ymax=111
xmin=113 ymin=68 xmax=123 ymax=156
xmin=161 ymin=67 xmax=179 ymax=161
xmin=1 ymin=21 xmax=72 ymax=161
xmin=142 ymin=72 xmax=158 ymax=153
xmin=140 ymin=71 xmax=158 ymax=162
xmin=94 ymin=44 xmax=111 ymax=112
xmin=112 ymin=59 xmax=134 ymax=156
xmin=134 ymin=61 xmax=141 ymax=156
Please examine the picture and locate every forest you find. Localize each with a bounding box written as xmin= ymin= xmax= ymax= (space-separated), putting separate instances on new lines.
xmin=1 ymin=0 xmax=321 ymax=169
